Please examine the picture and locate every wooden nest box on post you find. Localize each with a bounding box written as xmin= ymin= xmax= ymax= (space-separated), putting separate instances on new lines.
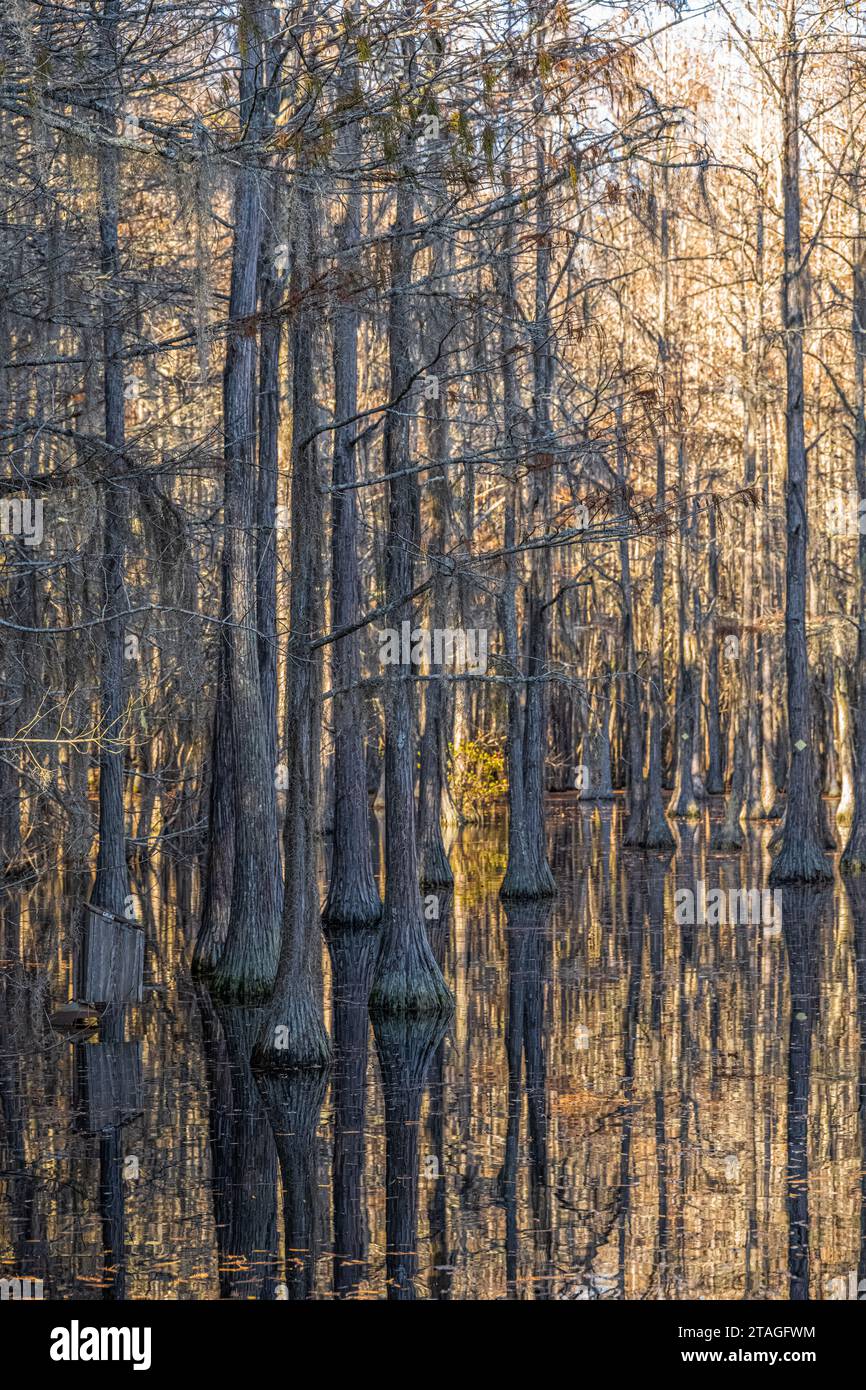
xmin=77 ymin=901 xmax=144 ymax=1009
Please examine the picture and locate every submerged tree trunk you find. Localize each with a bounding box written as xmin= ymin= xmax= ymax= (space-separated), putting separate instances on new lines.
xmin=417 ymin=234 xmax=455 ymax=891
xmin=212 ymin=1 xmax=283 ymax=995
xmin=618 ymin=397 xmax=646 ymax=844
xmin=642 ymin=436 xmax=676 ymax=850
xmin=256 ymin=186 xmax=283 ymax=778
xmin=194 ymin=579 xmax=234 ymax=975
xmin=711 ymin=707 xmax=747 ymax=852
xmin=254 ymin=181 xmax=331 ymax=1068
xmin=770 ymin=12 xmax=832 ymax=885
xmin=500 ymin=106 xmax=555 ymax=899
xmin=835 ymin=652 xmax=855 ymax=829
xmin=670 ymin=440 xmax=700 ymax=820
xmin=705 ymin=501 xmax=724 ymax=794
xmin=634 ymin=170 xmax=674 ymax=851
xmin=369 ymin=149 xmax=452 ymax=1016
xmin=323 ymin=63 xmax=381 ymax=928
xmin=91 ymin=0 xmax=130 ymax=918
xmin=842 ymin=175 xmax=866 ymax=872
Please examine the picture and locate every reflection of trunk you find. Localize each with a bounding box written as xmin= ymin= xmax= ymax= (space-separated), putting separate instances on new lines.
xmin=91 ymin=0 xmax=130 ymax=918
xmin=780 ymin=886 xmax=825 ymax=1299
xmin=253 ymin=184 xmax=330 ymax=1068
xmin=198 ymin=992 xmax=279 ymax=1298
xmin=93 ymin=1003 xmax=129 ymax=1300
xmin=213 ymin=1 xmax=282 ymax=995
xmin=325 ymin=926 xmax=377 ymax=1296
xmin=98 ymin=1124 xmax=126 ymax=1300
xmin=0 ymin=982 xmax=48 ymax=1289
xmin=617 ymin=862 xmax=644 ymax=1297
xmin=372 ymin=1011 xmax=449 ymax=1299
xmin=844 ymin=876 xmax=866 ymax=1291
xmin=324 ymin=46 xmax=381 ymax=929
xmin=646 ymin=858 xmax=670 ymax=1293
xmin=424 ymin=892 xmax=453 ymax=1299
xmin=258 ymin=1069 xmax=328 ymax=1300
xmin=770 ymin=13 xmax=831 ymax=885
xmin=369 ymin=157 xmax=452 ymax=1016
xmin=498 ymin=898 xmax=552 ymax=1298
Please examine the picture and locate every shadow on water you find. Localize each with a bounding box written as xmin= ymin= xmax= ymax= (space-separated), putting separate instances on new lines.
xmin=3 ymin=801 xmax=866 ymax=1298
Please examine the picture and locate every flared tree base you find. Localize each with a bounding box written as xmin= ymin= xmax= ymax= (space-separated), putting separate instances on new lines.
xmin=209 ymin=903 xmax=279 ymax=1005
xmin=210 ymin=964 xmax=276 ymax=1005
xmin=321 ymin=888 xmax=382 ymax=931
xmin=369 ymin=907 xmax=454 ymax=1018
xmin=191 ymin=934 xmax=225 ymax=980
xmin=768 ymin=835 xmax=833 ymax=886
xmin=622 ymin=801 xmax=646 ymax=847
xmin=841 ymin=818 xmax=866 ymax=875
xmin=419 ymin=837 xmax=454 ymax=891
xmin=670 ymin=792 xmax=701 ymax=821
xmin=251 ymin=983 xmax=332 ymax=1072
xmin=638 ymin=800 xmax=676 ymax=851
xmin=710 ymin=823 xmax=744 ymax=852
xmin=499 ymin=855 xmax=557 ymax=901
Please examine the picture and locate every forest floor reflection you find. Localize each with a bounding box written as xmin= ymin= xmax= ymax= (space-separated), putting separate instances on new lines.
xmin=2 ymin=796 xmax=864 ymax=1300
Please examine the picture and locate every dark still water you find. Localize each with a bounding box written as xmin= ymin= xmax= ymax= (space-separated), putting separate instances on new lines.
xmin=2 ymin=798 xmax=864 ymax=1300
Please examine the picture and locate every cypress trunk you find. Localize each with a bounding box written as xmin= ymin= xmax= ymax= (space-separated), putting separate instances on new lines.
xmin=323 ymin=38 xmax=381 ymax=928
xmin=91 ymin=0 xmax=130 ymax=918
xmin=253 ymin=182 xmax=331 ymax=1068
xmin=212 ymin=2 xmax=283 ymax=995
xmin=770 ymin=16 xmax=832 ymax=884
xmin=369 ymin=144 xmax=453 ymax=1016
